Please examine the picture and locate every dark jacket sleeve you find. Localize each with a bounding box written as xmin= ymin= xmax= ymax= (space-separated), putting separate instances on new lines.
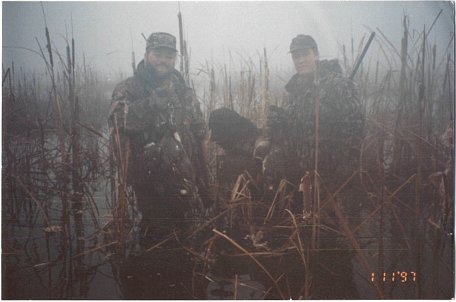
xmin=109 ymin=79 xmax=156 ymax=134
xmin=332 ymin=77 xmax=364 ymax=151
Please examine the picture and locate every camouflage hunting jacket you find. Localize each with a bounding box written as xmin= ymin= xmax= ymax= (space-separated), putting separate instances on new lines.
xmin=109 ymin=60 xmax=207 ymax=186
xmin=267 ymin=60 xmax=364 ymax=182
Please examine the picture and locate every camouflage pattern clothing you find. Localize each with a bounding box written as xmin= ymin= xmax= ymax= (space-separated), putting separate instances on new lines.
xmin=109 ymin=59 xmax=208 ymax=237
xmin=261 ymin=60 xmax=364 ymax=191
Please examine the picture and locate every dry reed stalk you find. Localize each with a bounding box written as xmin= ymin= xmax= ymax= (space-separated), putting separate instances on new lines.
xmin=185 ymin=203 xmax=239 ymax=240
xmin=230 ymin=251 xmax=288 ymax=257
xmin=319 ymin=170 xmax=358 ymax=210
xmin=328 ymin=192 xmax=385 ymax=298
xmin=443 ymin=54 xmax=454 ymax=121
xmin=229 ymin=173 xmax=253 ymax=226
xmin=233 ymin=274 xmax=238 ymax=300
xmin=4 ymin=19 xmax=113 ymax=298
xmin=210 ymin=66 xmax=216 ymax=113
xmin=239 ymin=70 xmax=246 ymax=116
xmin=413 ymin=26 xmax=427 ymax=299
xmin=352 ymin=205 xmax=382 ymax=234
xmin=310 ymin=65 xmax=322 ymax=255
xmin=42 ymin=8 xmax=70 ymax=296
xmin=264 ymin=179 xmax=294 ymax=224
xmin=386 ymin=202 xmax=412 ymax=251
xmin=262 ymin=273 xmax=286 ymax=298
xmin=195 ymin=234 xmax=217 ymax=283
xmin=72 ymin=241 xmax=119 ymax=259
xmin=392 ymin=16 xmax=409 ymax=175
xmin=223 ymin=64 xmax=230 ymax=108
xmin=108 ymin=135 xmax=118 ymax=211
xmin=363 ymin=171 xmax=419 ymax=215
xmin=144 ymin=235 xmax=174 ymax=253
xmin=375 ymin=27 xmax=402 ymax=63
xmin=284 ymin=209 xmax=306 ymax=266
xmin=64 ymin=34 xmax=86 ymax=272
xmin=300 ymin=172 xmax=313 ymax=216
xmin=12 ymin=175 xmax=51 ymax=226
xmin=378 ymin=174 xmax=385 ymax=296
xmin=109 ymin=115 xmax=131 ymax=255
xmin=42 ymin=33 xmax=75 ymax=295
xmin=259 ymin=47 xmax=270 ymax=126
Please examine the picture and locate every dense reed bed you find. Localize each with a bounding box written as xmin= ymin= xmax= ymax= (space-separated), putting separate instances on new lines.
xmin=2 ymin=20 xmax=115 ymax=298
xmin=2 ymin=12 xmax=453 ymax=299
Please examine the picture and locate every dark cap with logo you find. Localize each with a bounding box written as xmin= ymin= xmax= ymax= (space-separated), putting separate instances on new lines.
xmin=289 ymin=35 xmax=318 ymax=54
xmin=146 ymin=32 xmax=177 ymax=52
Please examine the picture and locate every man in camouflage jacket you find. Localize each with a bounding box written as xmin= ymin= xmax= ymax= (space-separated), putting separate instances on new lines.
xmin=258 ymin=35 xmax=364 ymax=205
xmin=109 ymin=32 xmax=208 ymax=240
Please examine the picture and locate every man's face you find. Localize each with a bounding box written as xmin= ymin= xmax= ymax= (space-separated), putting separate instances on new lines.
xmin=145 ymin=47 xmax=177 ymax=78
xmin=292 ymin=48 xmax=318 ymax=75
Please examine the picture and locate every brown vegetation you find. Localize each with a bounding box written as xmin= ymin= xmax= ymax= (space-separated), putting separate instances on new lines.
xmin=2 ymin=13 xmax=454 ymax=299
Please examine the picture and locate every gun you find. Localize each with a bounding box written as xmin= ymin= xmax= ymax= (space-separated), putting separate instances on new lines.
xmin=349 ymin=32 xmax=376 ymax=80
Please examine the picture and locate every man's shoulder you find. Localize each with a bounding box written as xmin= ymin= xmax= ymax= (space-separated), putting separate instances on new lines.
xmin=320 ymin=68 xmax=360 ymax=108
xmin=285 ymin=73 xmax=300 ymax=93
xmin=320 ymin=59 xmax=343 ymax=75
xmin=320 ymin=64 xmax=355 ymax=93
xmin=112 ymin=75 xmax=145 ymax=100
xmin=285 ymin=73 xmax=314 ymax=95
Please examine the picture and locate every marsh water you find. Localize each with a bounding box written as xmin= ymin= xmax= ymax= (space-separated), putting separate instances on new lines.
xmin=1 ymin=118 xmax=454 ymax=300
xmin=2 ymin=173 xmax=454 ymax=299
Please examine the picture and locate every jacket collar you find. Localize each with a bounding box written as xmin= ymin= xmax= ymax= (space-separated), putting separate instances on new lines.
xmin=135 ymin=60 xmax=163 ymax=90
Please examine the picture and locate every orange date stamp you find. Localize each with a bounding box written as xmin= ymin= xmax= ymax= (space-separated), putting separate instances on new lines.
xmin=370 ymin=272 xmax=417 ymax=283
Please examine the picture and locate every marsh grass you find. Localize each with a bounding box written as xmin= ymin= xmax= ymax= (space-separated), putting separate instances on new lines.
xmin=2 ymin=16 xmax=114 ymax=298
xmin=2 ymin=11 xmax=454 ymax=299
xmin=187 ymin=14 xmax=453 ymax=299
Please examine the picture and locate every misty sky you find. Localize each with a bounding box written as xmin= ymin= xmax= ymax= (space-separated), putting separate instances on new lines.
xmin=2 ymin=1 xmax=455 ymax=79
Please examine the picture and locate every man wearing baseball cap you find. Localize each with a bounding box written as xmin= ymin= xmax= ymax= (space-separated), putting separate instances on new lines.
xmin=288 ymin=34 xmax=320 ymax=75
xmin=258 ymin=34 xmax=364 ymax=215
xmin=109 ymin=32 xmax=209 ymax=247
xmin=144 ymin=32 xmax=178 ymax=78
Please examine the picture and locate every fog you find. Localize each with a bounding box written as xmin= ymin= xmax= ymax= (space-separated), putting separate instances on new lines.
xmin=2 ymin=3 xmax=455 ymax=299
xmin=2 ymin=1 xmax=455 ymax=79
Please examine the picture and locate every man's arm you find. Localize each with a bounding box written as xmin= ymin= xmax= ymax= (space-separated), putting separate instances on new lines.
xmin=340 ymin=79 xmax=364 ymax=142
xmin=331 ymin=76 xmax=365 ymax=160
xmin=109 ymin=80 xmax=168 ymax=134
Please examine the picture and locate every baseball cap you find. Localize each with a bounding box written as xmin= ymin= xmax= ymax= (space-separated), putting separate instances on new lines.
xmin=289 ymin=35 xmax=318 ymax=53
xmin=146 ymin=32 xmax=178 ymax=52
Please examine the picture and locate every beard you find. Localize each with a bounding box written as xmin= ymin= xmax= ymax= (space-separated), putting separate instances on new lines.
xmin=145 ymin=61 xmax=172 ymax=79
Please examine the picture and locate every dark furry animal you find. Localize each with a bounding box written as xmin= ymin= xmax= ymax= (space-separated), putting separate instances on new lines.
xmin=208 ymin=107 xmax=259 ymax=153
